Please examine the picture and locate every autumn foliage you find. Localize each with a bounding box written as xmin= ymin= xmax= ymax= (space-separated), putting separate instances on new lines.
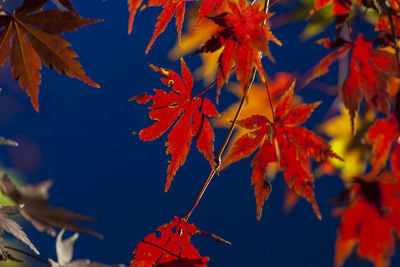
xmin=1 ymin=0 xmax=400 ymax=266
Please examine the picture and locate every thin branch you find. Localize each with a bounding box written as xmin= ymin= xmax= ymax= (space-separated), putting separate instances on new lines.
xmin=193 ymin=79 xmax=218 ymax=100
xmin=183 ymin=68 xmax=257 ymax=221
xmin=184 ymin=0 xmax=275 ymax=221
xmin=262 ymin=0 xmax=275 ymax=121
xmin=0 ymin=7 xmax=14 ymax=17
xmin=388 ymin=10 xmax=400 ymax=74
xmin=5 ymin=246 xmax=51 ymax=265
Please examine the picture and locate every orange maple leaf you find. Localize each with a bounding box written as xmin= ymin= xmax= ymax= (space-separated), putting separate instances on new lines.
xmin=131 ymin=58 xmax=219 ymax=191
xmin=0 ymin=2 xmax=100 ymax=111
xmin=334 ymin=171 xmax=400 ymax=267
xmin=222 ymin=81 xmax=341 ymax=220
xmin=131 ymin=216 xmax=209 ymax=267
xmin=195 ymin=0 xmax=281 ymax=101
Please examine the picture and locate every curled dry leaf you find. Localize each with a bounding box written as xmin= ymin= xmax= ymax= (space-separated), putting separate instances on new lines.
xmin=0 ymin=175 xmax=102 ymax=238
xmin=0 ymin=137 xmax=18 ymax=146
xmin=49 ymin=229 xmax=125 ymax=267
xmin=0 ymin=205 xmax=39 ymax=260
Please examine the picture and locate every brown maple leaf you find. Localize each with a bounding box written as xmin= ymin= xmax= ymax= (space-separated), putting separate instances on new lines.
xmin=0 ymin=205 xmax=39 ymax=260
xmin=0 ymin=175 xmax=102 ymax=238
xmin=0 ymin=0 xmax=100 ymax=111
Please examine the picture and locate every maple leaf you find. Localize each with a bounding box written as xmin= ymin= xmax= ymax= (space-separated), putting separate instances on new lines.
xmin=366 ymin=114 xmax=400 ymax=179
xmin=334 ymin=171 xmax=400 ymax=267
xmin=169 ymin=3 xmax=225 ymax=84
xmin=213 ymin=72 xmax=293 ymax=165
xmin=128 ymin=0 xmax=190 ymax=54
xmin=0 ymin=205 xmax=39 ymax=260
xmin=305 ymin=35 xmax=399 ymax=132
xmin=49 ymin=229 xmax=125 ymax=267
xmin=195 ymin=0 xmax=281 ymax=101
xmin=319 ymin=105 xmax=373 ymax=181
xmin=310 ymin=0 xmax=359 ymax=16
xmin=197 ymin=0 xmax=225 ymax=26
xmin=12 ymin=0 xmax=77 ymax=14
xmin=221 ymin=81 xmax=341 ymax=220
xmin=0 ymin=175 xmax=102 ymax=238
xmin=0 ymin=1 xmax=100 ymax=111
xmin=131 ymin=216 xmax=209 ymax=267
xmin=131 ymin=58 xmax=219 ymax=192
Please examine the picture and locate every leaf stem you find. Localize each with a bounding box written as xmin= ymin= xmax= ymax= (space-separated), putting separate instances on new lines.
xmin=5 ymin=246 xmax=51 ymax=265
xmin=193 ymin=79 xmax=218 ymax=100
xmin=183 ymin=68 xmax=257 ymax=221
xmin=263 ymin=0 xmax=271 ymax=15
xmin=262 ymin=0 xmax=275 ymax=121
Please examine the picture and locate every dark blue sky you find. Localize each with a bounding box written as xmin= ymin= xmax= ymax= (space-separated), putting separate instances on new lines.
xmin=0 ymin=0 xmax=398 ymax=266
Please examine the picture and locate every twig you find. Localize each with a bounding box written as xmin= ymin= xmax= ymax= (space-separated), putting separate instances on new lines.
xmin=5 ymin=246 xmax=51 ymax=265
xmin=183 ymin=68 xmax=257 ymax=221
xmin=388 ymin=10 xmax=400 ymax=74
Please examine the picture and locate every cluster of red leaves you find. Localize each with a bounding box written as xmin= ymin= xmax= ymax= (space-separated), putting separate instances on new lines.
xmin=131 ymin=58 xmax=219 ymax=191
xmin=130 ymin=217 xmax=209 ymax=267
xmin=0 ymin=0 xmax=100 ymax=111
xmin=334 ymin=171 xmax=400 ymax=267
xmin=306 ymin=34 xmax=398 ymax=132
xmin=125 ymin=0 xmax=400 ymax=265
xmin=222 ymin=81 xmax=341 ymax=220
xmin=196 ymin=0 xmax=281 ymax=101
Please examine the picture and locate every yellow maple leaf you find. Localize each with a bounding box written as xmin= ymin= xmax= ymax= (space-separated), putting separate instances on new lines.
xmin=319 ymin=105 xmax=374 ymax=182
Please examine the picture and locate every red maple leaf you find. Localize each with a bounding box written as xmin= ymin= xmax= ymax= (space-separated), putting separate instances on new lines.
xmin=366 ymin=114 xmax=400 ymax=180
xmin=128 ymin=0 xmax=191 ymax=53
xmin=221 ymin=81 xmax=341 ymax=220
xmin=131 ymin=58 xmax=219 ymax=191
xmin=305 ymin=34 xmax=398 ymax=132
xmin=334 ymin=171 xmax=400 ymax=267
xmin=130 ymin=216 xmax=209 ymax=267
xmin=197 ymin=0 xmax=225 ymax=26
xmin=310 ymin=0 xmax=359 ymax=16
xmin=195 ymin=0 xmax=281 ymax=101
